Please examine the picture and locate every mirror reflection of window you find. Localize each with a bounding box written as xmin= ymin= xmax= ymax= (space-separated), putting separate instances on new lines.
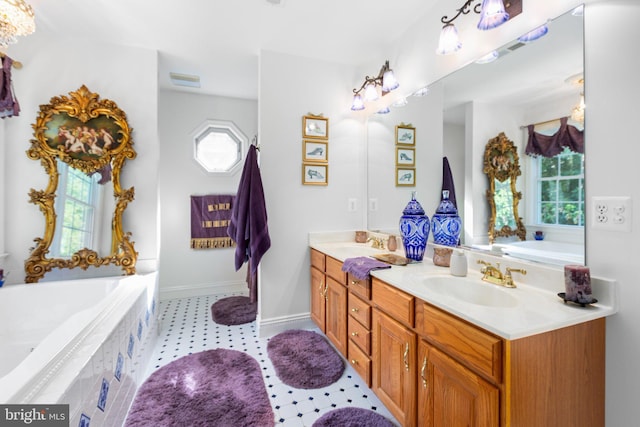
xmin=495 ymin=178 xmax=516 ymax=229
xmin=51 ymin=161 xmax=105 ymax=258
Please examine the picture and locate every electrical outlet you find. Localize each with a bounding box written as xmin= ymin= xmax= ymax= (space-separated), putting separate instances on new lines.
xmin=348 ymin=198 xmax=357 ymax=212
xmin=369 ymin=198 xmax=378 ymax=212
xmin=591 ymin=196 xmax=632 ymax=232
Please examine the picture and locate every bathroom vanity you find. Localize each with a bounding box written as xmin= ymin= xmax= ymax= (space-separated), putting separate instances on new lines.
xmin=309 ymin=234 xmax=617 ymax=427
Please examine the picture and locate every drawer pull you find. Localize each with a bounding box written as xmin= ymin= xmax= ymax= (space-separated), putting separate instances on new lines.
xmin=351 ymin=307 xmax=359 ymax=313
xmin=421 ymin=356 xmax=428 ymax=388
xmin=351 ymin=331 xmax=359 ymax=337
xmin=351 ymin=280 xmax=358 ymax=285
xmin=403 ymin=343 xmax=410 ymax=371
xmin=318 ymin=281 xmax=324 ymax=296
xmin=351 ymin=359 xmax=359 ymax=365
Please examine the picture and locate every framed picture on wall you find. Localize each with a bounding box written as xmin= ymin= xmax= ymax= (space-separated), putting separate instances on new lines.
xmin=396 ymin=167 xmax=415 ymax=186
xmin=302 ymin=139 xmax=328 ymax=163
xmin=302 ymin=163 xmax=328 ymax=185
xmin=396 ymin=147 xmax=415 ymax=166
xmin=302 ymin=115 xmax=329 ymax=139
xmin=395 ymin=124 xmax=415 ymax=145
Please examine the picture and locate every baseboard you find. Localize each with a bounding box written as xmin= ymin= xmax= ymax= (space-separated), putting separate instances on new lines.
xmin=160 ymin=280 xmax=247 ymax=301
xmin=257 ymin=312 xmax=316 ymax=338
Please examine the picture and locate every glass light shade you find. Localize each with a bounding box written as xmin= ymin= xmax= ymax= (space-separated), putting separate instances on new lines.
xmin=0 ymin=0 xmax=35 ymax=47
xmin=572 ymin=5 xmax=584 ymax=16
xmin=412 ymin=86 xmax=429 ymax=97
xmin=571 ymin=93 xmax=585 ymax=123
xmin=376 ymin=106 xmax=391 ymax=114
xmin=475 ymin=50 xmax=499 ymax=64
xmin=436 ymin=24 xmax=462 ymax=55
xmin=382 ymin=69 xmax=399 ymax=92
xmin=477 ymin=0 xmax=509 ymax=30
xmin=392 ymin=97 xmax=408 ymax=107
xmin=363 ymin=82 xmax=380 ymax=101
xmin=350 ymin=94 xmax=365 ymax=111
xmin=518 ymin=24 xmax=548 ymax=43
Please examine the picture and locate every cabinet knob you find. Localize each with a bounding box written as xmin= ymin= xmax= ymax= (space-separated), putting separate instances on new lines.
xmin=351 ymin=332 xmax=359 ymax=337
xmin=351 ymin=359 xmax=359 ymax=365
xmin=351 ymin=307 xmax=359 ymax=313
xmin=351 ymin=280 xmax=359 ymax=286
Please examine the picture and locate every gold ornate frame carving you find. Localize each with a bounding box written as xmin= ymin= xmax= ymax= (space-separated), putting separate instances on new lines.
xmin=483 ymin=132 xmax=527 ymax=244
xmin=25 ymin=85 xmax=137 ymax=282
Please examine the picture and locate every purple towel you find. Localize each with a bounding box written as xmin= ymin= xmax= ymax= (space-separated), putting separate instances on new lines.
xmin=341 ymin=257 xmax=391 ymax=280
xmin=227 ymin=145 xmax=271 ymax=302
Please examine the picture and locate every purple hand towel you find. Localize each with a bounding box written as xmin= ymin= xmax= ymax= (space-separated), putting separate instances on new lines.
xmin=342 ymin=257 xmax=392 ymax=280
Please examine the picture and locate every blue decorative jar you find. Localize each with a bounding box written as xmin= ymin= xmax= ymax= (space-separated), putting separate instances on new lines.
xmin=399 ymin=193 xmax=430 ymax=261
xmin=431 ymin=190 xmax=462 ymax=246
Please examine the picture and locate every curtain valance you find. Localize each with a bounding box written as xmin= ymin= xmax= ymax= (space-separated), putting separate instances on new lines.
xmin=525 ymin=117 xmax=584 ymax=157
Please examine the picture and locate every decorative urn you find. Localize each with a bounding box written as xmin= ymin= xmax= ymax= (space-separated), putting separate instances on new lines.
xmin=399 ymin=193 xmax=430 ymax=261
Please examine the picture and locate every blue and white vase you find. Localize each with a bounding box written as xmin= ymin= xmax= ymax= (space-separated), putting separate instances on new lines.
xmin=399 ymin=193 xmax=430 ymax=261
xmin=431 ymin=190 xmax=462 ymax=246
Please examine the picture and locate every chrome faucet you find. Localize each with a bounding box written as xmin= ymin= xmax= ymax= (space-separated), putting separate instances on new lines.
xmin=477 ymin=260 xmax=526 ymax=288
xmin=367 ymin=236 xmax=385 ymax=249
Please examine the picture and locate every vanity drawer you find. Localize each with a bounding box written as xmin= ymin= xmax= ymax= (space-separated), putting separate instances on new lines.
xmin=348 ymin=339 xmax=371 ymax=386
xmin=372 ymin=278 xmax=414 ymax=327
xmin=310 ymin=248 xmax=325 ymax=271
xmin=348 ymin=274 xmax=371 ymax=300
xmin=348 ymin=292 xmax=371 ymax=328
xmin=416 ymin=301 xmax=503 ymax=382
xmin=326 ymin=256 xmax=346 ymax=284
xmin=348 ymin=315 xmax=371 ymax=354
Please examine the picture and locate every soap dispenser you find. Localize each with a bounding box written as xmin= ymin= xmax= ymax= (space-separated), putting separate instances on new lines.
xmin=449 ymin=249 xmax=468 ymax=277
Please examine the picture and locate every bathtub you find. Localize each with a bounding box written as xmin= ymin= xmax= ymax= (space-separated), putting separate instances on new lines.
xmin=0 ymin=272 xmax=158 ymax=426
xmin=494 ymin=240 xmax=584 ymax=265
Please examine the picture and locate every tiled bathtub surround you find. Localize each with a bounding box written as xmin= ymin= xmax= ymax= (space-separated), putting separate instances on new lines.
xmin=0 ymin=273 xmax=159 ymax=427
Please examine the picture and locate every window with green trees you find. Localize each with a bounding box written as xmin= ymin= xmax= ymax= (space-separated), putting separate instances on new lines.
xmin=536 ymin=147 xmax=584 ymax=226
xmin=52 ymin=162 xmax=103 ymax=257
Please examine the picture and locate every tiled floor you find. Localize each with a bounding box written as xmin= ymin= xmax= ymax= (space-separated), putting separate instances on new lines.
xmin=140 ymin=293 xmax=399 ymax=426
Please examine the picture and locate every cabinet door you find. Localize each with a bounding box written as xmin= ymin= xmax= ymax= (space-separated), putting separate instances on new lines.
xmin=310 ymin=266 xmax=326 ymax=331
xmin=372 ymin=309 xmax=417 ymax=427
xmin=419 ymin=340 xmax=499 ymax=427
xmin=325 ymin=277 xmax=347 ymax=357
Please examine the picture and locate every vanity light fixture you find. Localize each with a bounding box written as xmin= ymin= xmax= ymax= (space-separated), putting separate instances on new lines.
xmin=518 ymin=23 xmax=549 ymax=43
xmin=475 ymin=50 xmax=499 ymax=64
xmin=412 ymin=86 xmax=430 ymax=97
xmin=0 ymin=0 xmax=35 ymax=47
xmin=350 ymin=60 xmax=400 ymax=111
xmin=437 ymin=0 xmax=521 ymax=55
xmin=571 ymin=93 xmax=585 ymax=123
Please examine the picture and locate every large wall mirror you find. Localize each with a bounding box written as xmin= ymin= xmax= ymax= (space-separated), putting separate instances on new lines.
xmin=366 ymin=6 xmax=584 ymax=265
xmin=25 ymin=85 xmax=137 ymax=283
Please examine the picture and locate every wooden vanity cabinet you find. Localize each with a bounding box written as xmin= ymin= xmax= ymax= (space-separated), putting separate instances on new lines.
xmin=347 ymin=274 xmax=373 ymax=385
xmin=371 ymin=278 xmax=417 ymax=427
xmin=310 ymin=249 xmax=347 ymax=357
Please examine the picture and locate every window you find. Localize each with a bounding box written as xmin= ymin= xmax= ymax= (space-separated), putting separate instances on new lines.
xmin=535 ymin=147 xmax=584 ymax=226
xmin=192 ymin=120 xmax=248 ymax=175
xmin=52 ymin=162 xmax=103 ymax=257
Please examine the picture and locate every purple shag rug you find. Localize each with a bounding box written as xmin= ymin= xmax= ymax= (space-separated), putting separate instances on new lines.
xmin=313 ymin=407 xmax=395 ymax=426
xmin=267 ymin=329 xmax=344 ymax=389
xmin=211 ymin=295 xmax=256 ymax=325
xmin=124 ymin=349 xmax=274 ymax=427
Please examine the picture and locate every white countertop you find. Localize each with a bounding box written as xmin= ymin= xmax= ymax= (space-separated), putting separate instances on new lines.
xmin=310 ymin=238 xmax=618 ymax=340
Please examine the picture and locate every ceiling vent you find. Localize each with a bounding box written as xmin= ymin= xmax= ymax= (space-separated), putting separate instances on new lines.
xmin=169 ymin=72 xmax=201 ymax=88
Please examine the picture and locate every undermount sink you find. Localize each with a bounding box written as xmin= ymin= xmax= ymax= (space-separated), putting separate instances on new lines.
xmin=423 ymin=276 xmax=519 ymax=308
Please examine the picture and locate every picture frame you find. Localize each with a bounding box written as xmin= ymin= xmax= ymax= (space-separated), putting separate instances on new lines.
xmin=395 ymin=124 xmax=416 ymax=146
xmin=303 ymin=139 xmax=328 ymax=163
xmin=302 ymin=115 xmax=329 ymax=139
xmin=396 ymin=167 xmax=416 ymax=186
xmin=396 ymin=147 xmax=415 ymax=166
xmin=302 ymin=163 xmax=328 ymax=185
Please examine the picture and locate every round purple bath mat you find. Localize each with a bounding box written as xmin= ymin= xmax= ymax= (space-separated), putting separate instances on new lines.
xmin=312 ymin=407 xmax=395 ymax=427
xmin=267 ymin=329 xmax=345 ymax=389
xmin=211 ymin=295 xmax=257 ymax=325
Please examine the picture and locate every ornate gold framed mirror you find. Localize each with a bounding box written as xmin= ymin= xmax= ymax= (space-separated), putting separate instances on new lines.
xmin=25 ymin=85 xmax=137 ymax=282
xmin=483 ymin=132 xmax=526 ymax=244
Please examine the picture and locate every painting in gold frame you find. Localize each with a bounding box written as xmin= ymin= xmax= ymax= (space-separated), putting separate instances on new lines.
xmin=302 ymin=115 xmax=329 ymax=139
xmin=302 ymin=162 xmax=328 ymax=185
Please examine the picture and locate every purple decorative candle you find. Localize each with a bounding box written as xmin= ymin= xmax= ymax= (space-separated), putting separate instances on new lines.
xmin=564 ymin=265 xmax=592 ymax=303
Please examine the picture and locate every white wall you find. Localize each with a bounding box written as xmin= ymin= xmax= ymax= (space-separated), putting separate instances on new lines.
xmin=157 ymin=90 xmax=257 ymax=295
xmin=258 ymin=51 xmax=365 ymax=327
xmin=2 ymin=33 xmax=159 ymax=283
xmin=583 ymin=2 xmax=640 ymax=425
